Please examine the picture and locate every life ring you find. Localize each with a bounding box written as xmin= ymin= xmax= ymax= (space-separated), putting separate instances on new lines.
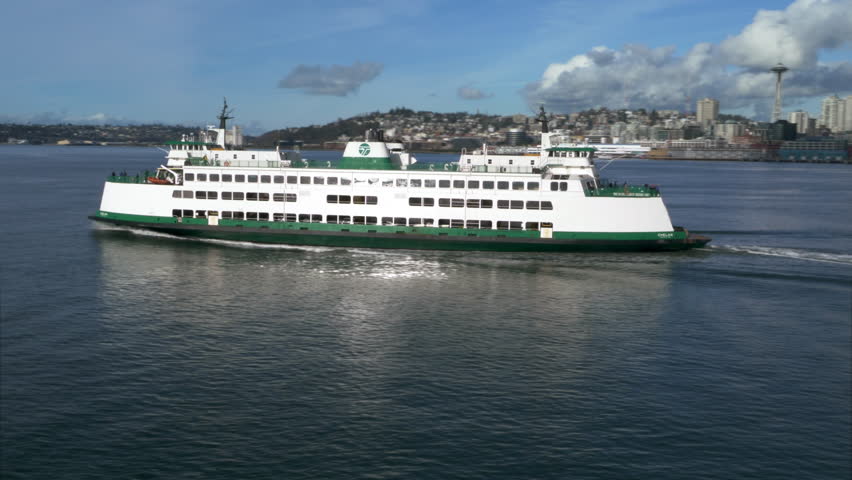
xmin=224 ymin=161 xmax=231 ymax=167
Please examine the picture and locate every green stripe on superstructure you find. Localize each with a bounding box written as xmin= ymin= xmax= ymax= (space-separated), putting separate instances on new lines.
xmin=338 ymin=156 xmax=394 ymax=170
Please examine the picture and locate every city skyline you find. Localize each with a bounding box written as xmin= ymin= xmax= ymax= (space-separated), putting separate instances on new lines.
xmin=2 ymin=0 xmax=851 ymax=133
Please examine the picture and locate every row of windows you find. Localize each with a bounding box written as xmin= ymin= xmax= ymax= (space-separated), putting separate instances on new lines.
xmin=184 ymin=173 xmax=545 ymax=191
xmin=173 ymin=210 xmax=551 ymax=231
xmin=325 ymin=195 xmax=379 ymax=205
xmin=408 ymin=198 xmax=553 ymax=210
xmin=172 ymin=190 xmax=297 ymax=202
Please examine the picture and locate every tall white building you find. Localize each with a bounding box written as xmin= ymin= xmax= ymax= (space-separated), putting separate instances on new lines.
xmin=716 ymin=121 xmax=745 ymax=142
xmin=788 ymin=111 xmax=810 ymax=135
xmin=820 ymin=95 xmax=846 ymax=132
xmin=696 ymin=98 xmax=719 ymax=127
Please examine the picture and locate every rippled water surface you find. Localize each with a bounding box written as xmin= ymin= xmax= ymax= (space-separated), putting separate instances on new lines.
xmin=2 ymin=146 xmax=850 ymax=479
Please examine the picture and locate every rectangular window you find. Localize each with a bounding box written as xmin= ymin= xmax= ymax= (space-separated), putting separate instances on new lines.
xmin=468 ymin=180 xmax=479 ymax=189
xmin=258 ymin=193 xmax=269 ymax=201
xmin=260 ymin=175 xmax=271 ymax=183
xmin=195 ymin=191 xmax=207 ymax=199
xmin=396 ymin=179 xmax=407 ymax=187
xmin=222 ymin=174 xmax=232 ymax=182
xmin=366 ymin=196 xmax=378 ymax=205
xmin=422 ymin=218 xmax=434 ymax=227
xmin=183 ymin=209 xmax=194 ymax=218
xmin=497 ymin=200 xmax=509 ymax=209
xmin=247 ymin=192 xmax=258 ymax=201
xmin=497 ymin=181 xmax=509 ymax=190
xmin=510 ymin=200 xmax=523 ymax=210
xmin=181 ymin=190 xmax=193 ymax=199
xmin=287 ymin=176 xmax=297 ymax=184
xmin=273 ymin=213 xmax=283 ymax=221
xmin=438 ymin=219 xmax=451 ymax=227
xmin=560 ymin=182 xmax=568 ymax=191
xmin=453 ymin=180 xmax=464 ymax=189
xmin=196 ymin=210 xmax=207 ymax=218
xmin=232 ymin=211 xmax=244 ymax=220
xmin=451 ymin=198 xmax=464 ymax=208
xmin=483 ymin=181 xmax=494 ymax=189
xmin=542 ymin=222 xmax=553 ymax=229
xmin=527 ymin=182 xmax=539 ymax=191
xmin=273 ymin=193 xmax=284 ymax=202
xmin=207 ymin=191 xmax=218 ymax=200
xmin=259 ymin=212 xmax=269 ymax=221
xmin=382 ymin=217 xmax=394 ymax=225
xmin=526 ymin=222 xmax=539 ymax=230
xmin=341 ymin=178 xmax=351 ymax=186
xmin=247 ymin=212 xmax=258 ymax=220
xmin=424 ymin=179 xmax=436 ymax=188
xmin=232 ymin=192 xmax=244 ymax=201
xmin=365 ymin=216 xmax=377 ymax=225
xmin=410 ymin=179 xmax=422 ymax=187
xmin=286 ymin=193 xmax=297 ymax=202
xmin=184 ymin=173 xmax=195 ymax=181
xmin=327 ymin=195 xmax=337 ymax=204
xmin=235 ymin=174 xmax=245 ymax=182
xmin=422 ymin=198 xmax=434 ymax=207
xmin=210 ymin=174 xmax=220 ymax=182
xmin=466 ymin=220 xmax=479 ymax=229
xmin=326 ymin=215 xmax=338 ymax=224
xmin=327 ymin=177 xmax=338 ymax=185
xmin=299 ymin=214 xmax=311 ymax=222
xmin=354 ymin=195 xmax=366 ymax=205
xmin=541 ymin=201 xmax=554 ymax=210
xmin=439 ymin=198 xmax=451 ymax=207
xmin=313 ymin=176 xmax=324 ymax=185
xmin=338 ymin=195 xmax=351 ymax=204
xmin=408 ymin=218 xmax=422 ymax=226
xmin=480 ymin=199 xmax=493 ymax=209
xmin=172 ymin=190 xmax=182 ymax=198
xmin=394 ymin=217 xmax=406 ymax=226
xmin=480 ymin=220 xmax=493 ymax=229
xmin=550 ymin=181 xmax=559 ymax=191
xmin=510 ymin=221 xmax=523 ymax=230
xmin=222 ymin=211 xmax=233 ymax=219
xmin=338 ymin=215 xmax=351 ymax=224
xmin=466 ymin=199 xmax=479 ymax=208
xmin=285 ymin=213 xmax=296 ymax=222
xmin=274 ymin=175 xmax=284 ymax=184
xmin=248 ymin=175 xmax=259 ymax=183
xmin=354 ymin=216 xmax=366 ymax=225
xmin=450 ymin=219 xmax=464 ymax=228
xmin=512 ymin=181 xmax=524 ymax=190
xmin=409 ymin=197 xmax=422 ymax=207
xmin=439 ymin=179 xmax=450 ymax=188
xmin=197 ymin=174 xmax=207 ymax=181
xmin=526 ymin=201 xmax=540 ymax=210
xmin=172 ymin=209 xmax=182 ymax=216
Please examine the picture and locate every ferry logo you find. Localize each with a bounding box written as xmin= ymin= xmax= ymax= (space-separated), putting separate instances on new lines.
xmin=359 ymin=143 xmax=371 ymax=156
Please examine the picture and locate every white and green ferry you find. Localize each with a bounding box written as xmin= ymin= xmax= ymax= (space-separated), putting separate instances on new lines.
xmin=90 ymin=106 xmax=710 ymax=252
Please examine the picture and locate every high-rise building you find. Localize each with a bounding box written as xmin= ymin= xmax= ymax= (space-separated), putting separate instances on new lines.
xmin=696 ymin=98 xmax=719 ymax=127
xmin=820 ymin=95 xmax=846 ymax=132
xmin=788 ymin=110 xmax=810 ymax=135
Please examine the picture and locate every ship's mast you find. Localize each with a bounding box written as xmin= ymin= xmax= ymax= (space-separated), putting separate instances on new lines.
xmin=218 ymin=97 xmax=234 ymax=130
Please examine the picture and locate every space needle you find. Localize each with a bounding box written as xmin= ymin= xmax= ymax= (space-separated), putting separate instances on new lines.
xmin=770 ymin=62 xmax=789 ymax=123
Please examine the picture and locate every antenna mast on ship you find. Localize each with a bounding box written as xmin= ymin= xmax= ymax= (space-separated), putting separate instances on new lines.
xmin=218 ymin=97 xmax=234 ymax=130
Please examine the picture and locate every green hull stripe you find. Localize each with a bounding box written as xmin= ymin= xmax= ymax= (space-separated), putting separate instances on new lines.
xmin=92 ymin=210 xmax=706 ymax=251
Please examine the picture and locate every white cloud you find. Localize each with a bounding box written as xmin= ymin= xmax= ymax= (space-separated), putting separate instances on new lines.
xmin=457 ymin=86 xmax=493 ymax=100
xmin=524 ymin=0 xmax=852 ymax=116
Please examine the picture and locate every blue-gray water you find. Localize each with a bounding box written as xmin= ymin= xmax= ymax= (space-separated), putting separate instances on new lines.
xmin=1 ymin=146 xmax=850 ymax=479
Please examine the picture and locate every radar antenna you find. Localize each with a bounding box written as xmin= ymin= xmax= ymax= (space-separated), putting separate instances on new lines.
xmin=218 ymin=97 xmax=235 ymax=129
xmin=536 ymin=104 xmax=550 ymax=133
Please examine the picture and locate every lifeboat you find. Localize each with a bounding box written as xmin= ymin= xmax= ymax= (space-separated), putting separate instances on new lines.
xmin=147 ymin=177 xmax=172 ymax=185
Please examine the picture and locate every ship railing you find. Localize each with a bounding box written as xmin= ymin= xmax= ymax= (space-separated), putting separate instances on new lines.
xmin=106 ymin=175 xmax=149 ymax=184
xmin=588 ymin=182 xmax=661 ymax=197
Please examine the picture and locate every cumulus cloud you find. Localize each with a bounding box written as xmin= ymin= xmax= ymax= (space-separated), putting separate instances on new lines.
xmin=278 ymin=61 xmax=383 ymax=96
xmin=524 ymin=0 xmax=852 ymax=116
xmin=457 ymin=86 xmax=493 ymax=100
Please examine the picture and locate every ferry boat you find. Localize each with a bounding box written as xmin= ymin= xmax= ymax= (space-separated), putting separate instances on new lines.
xmin=89 ymin=104 xmax=710 ymax=251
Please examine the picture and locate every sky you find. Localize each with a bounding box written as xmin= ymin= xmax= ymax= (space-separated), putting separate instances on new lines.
xmin=2 ymin=0 xmax=851 ymax=133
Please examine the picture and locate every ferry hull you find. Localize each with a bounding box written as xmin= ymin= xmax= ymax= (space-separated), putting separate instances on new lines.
xmin=90 ymin=212 xmax=710 ymax=252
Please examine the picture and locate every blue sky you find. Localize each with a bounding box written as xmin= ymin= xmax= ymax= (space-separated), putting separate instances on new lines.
xmin=2 ymin=0 xmax=850 ymax=133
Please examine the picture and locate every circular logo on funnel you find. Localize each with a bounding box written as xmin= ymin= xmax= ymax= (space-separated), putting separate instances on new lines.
xmin=359 ymin=143 xmax=371 ymax=156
